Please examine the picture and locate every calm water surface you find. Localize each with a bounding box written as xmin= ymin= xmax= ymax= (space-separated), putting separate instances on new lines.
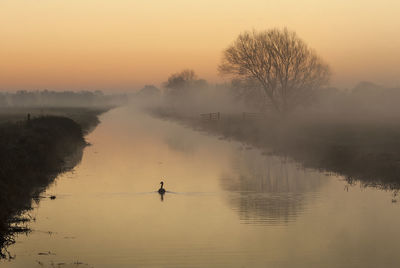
xmin=5 ymin=106 xmax=400 ymax=267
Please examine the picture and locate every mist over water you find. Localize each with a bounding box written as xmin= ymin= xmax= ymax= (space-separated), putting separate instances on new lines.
xmin=2 ymin=66 xmax=400 ymax=267
xmin=4 ymin=106 xmax=400 ymax=268
xmin=1 ymin=1 xmax=400 ymax=266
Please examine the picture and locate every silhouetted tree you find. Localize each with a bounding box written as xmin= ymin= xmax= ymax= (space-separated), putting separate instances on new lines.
xmin=230 ymin=78 xmax=270 ymax=111
xmin=219 ymin=28 xmax=331 ymax=114
xmin=136 ymin=85 xmax=160 ymax=98
xmin=164 ymin=69 xmax=196 ymax=90
xmin=163 ymin=69 xmax=207 ymax=99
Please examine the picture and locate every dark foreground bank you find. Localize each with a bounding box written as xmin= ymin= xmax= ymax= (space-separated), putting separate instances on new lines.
xmin=0 ymin=108 xmax=108 ymax=259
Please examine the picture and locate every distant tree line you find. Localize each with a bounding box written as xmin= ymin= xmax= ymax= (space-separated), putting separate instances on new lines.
xmin=138 ymin=28 xmax=400 ymax=117
xmin=0 ymin=90 xmax=126 ymax=107
xmin=138 ymin=28 xmax=330 ymax=115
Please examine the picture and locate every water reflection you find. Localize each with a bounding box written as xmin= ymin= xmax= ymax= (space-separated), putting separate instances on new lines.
xmin=6 ymin=107 xmax=400 ymax=268
xmin=0 ymin=143 xmax=84 ymax=259
xmin=221 ymin=148 xmax=327 ymax=224
xmin=159 ymin=192 xmax=165 ymax=201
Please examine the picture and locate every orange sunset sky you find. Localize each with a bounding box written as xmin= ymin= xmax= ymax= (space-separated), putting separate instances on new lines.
xmin=0 ymin=0 xmax=399 ymax=92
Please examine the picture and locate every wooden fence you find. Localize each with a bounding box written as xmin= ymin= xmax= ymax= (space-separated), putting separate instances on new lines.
xmin=200 ymin=112 xmax=266 ymax=122
xmin=200 ymin=112 xmax=220 ymax=121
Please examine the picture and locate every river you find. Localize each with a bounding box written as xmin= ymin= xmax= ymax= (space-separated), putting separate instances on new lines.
xmin=5 ymin=106 xmax=400 ymax=268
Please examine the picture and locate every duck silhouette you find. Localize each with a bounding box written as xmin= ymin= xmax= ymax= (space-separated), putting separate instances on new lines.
xmin=158 ymin=181 xmax=166 ymax=194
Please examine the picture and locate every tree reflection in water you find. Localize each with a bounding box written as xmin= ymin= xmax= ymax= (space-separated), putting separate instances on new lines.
xmin=220 ymin=148 xmax=327 ymax=225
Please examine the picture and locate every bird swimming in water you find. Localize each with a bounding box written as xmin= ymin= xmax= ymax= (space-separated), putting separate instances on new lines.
xmin=158 ymin=181 xmax=166 ymax=194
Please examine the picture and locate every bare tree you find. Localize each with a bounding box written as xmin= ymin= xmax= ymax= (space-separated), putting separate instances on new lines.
xmin=164 ymin=69 xmax=197 ymax=90
xmin=219 ymin=28 xmax=331 ymax=114
xmin=163 ymin=69 xmax=207 ymax=99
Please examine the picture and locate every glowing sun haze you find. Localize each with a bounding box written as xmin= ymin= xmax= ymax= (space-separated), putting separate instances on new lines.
xmin=1 ymin=0 xmax=399 ymax=91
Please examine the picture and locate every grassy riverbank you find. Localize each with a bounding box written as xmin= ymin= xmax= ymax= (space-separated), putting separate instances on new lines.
xmin=0 ymin=107 xmax=109 ymax=259
xmin=151 ymin=107 xmax=400 ymax=192
xmin=0 ymin=107 xmax=111 ymax=133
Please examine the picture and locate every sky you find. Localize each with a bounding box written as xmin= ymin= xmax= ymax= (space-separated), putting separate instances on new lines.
xmin=0 ymin=0 xmax=399 ymax=91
